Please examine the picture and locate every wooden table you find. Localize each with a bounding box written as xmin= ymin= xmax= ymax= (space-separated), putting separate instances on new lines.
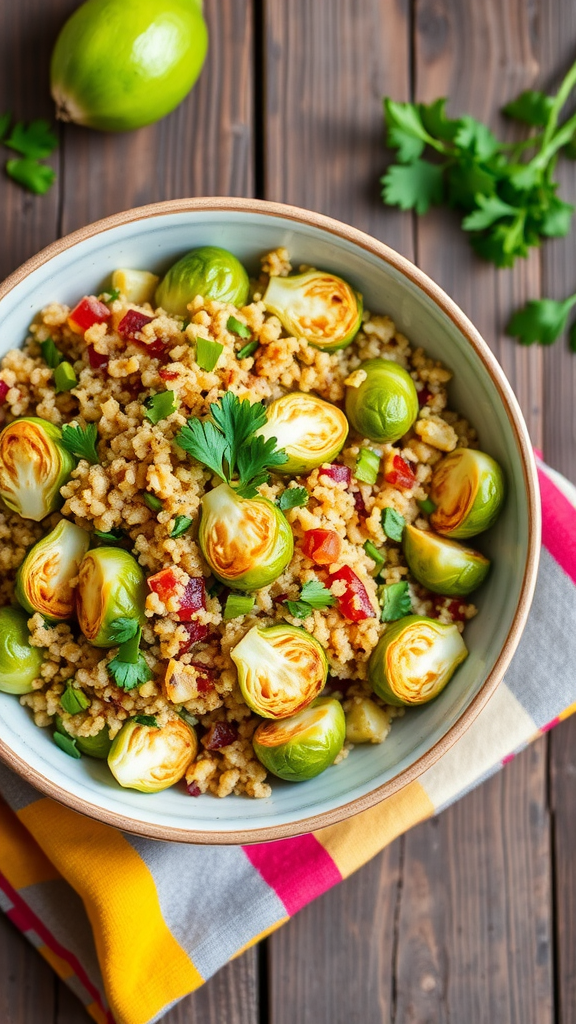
xmin=1 ymin=1 xmax=575 ymax=1021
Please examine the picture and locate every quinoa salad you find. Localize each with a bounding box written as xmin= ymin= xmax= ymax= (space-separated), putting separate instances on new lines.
xmin=0 ymin=246 xmax=505 ymax=799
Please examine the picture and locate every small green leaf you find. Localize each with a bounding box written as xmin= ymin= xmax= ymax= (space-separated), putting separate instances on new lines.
xmin=227 ymin=315 xmax=252 ymax=339
xmin=170 ymin=515 xmax=194 ymax=538
xmin=461 ymin=194 xmax=519 ymax=232
xmin=6 ymin=158 xmax=56 ymax=195
xmin=446 ymin=160 xmax=498 ymax=209
xmin=381 ymin=159 xmax=444 ymax=215
xmin=538 ymin=196 xmax=574 ymax=238
xmin=60 ymin=423 xmax=99 ymax=464
xmin=417 ymin=497 xmax=437 ymax=515
xmin=133 ymin=714 xmax=159 ymax=728
xmin=94 ymin=527 xmax=124 ymax=543
xmin=381 ymin=507 xmax=406 ymax=542
xmin=502 ymin=90 xmax=554 ymax=127
xmin=143 ymin=390 xmax=178 ymax=425
xmin=40 ymin=338 xmax=63 ymax=369
xmin=277 ymin=486 xmax=309 ymax=511
xmin=108 ymin=618 xmax=140 ymax=644
xmin=507 ymin=296 xmax=576 ymax=346
xmin=418 ymin=98 xmax=461 ymax=141
xmin=5 ymin=119 xmax=58 ymax=158
xmin=60 ymin=683 xmax=91 ymax=715
xmin=379 ymin=581 xmax=412 ymax=622
xmin=454 ymin=116 xmax=500 ymax=160
xmin=54 ymin=731 xmax=81 ymax=759
xmin=196 ymin=337 xmax=224 ymax=372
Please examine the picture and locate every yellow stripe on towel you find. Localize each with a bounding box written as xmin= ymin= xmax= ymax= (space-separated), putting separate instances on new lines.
xmin=0 ymin=797 xmax=60 ymax=889
xmin=17 ymin=799 xmax=203 ymax=1024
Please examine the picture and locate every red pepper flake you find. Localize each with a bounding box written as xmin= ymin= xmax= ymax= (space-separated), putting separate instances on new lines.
xmin=87 ymin=345 xmax=109 ymax=370
xmin=187 ymin=782 xmax=202 ymax=797
xmin=384 ymin=454 xmax=417 ymax=490
xmin=159 ymin=369 xmax=178 ymax=381
xmin=326 ymin=565 xmax=374 ymax=622
xmin=0 ymin=381 xmax=8 ymax=404
xmin=179 ymin=621 xmax=210 ymax=653
xmin=203 ymin=721 xmax=238 ymax=750
xmin=320 ymin=463 xmax=352 ymax=485
xmin=68 ymin=296 xmax=111 ymax=333
xmin=418 ymin=387 xmax=432 ymax=407
xmin=353 ymin=490 xmax=368 ymax=518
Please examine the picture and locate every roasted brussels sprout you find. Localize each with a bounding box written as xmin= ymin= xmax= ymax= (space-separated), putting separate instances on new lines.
xmin=262 ymin=269 xmax=363 ymax=351
xmin=155 ymin=246 xmax=250 ymax=317
xmin=253 ymin=698 xmax=345 ymax=781
xmin=15 ymin=520 xmax=90 ymax=622
xmin=76 ymin=547 xmax=146 ymax=647
xmin=345 ymin=697 xmax=390 ymax=744
xmin=199 ymin=483 xmax=293 ymax=591
xmin=430 ymin=447 xmax=506 ymax=539
xmin=0 ymin=417 xmax=75 ymax=521
xmin=368 ymin=615 xmax=468 ymax=706
xmin=345 ymin=359 xmax=419 ymax=443
xmin=0 ymin=606 xmax=43 ymax=695
xmin=231 ymin=624 xmax=328 ymax=718
xmin=403 ymin=524 xmax=490 ymax=596
xmin=55 ymin=716 xmax=112 ymax=759
xmin=256 ymin=392 xmax=349 ymax=474
xmin=107 ymin=717 xmax=197 ymax=793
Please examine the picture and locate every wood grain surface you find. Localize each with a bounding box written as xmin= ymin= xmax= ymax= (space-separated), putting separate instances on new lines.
xmin=0 ymin=0 xmax=574 ymax=1021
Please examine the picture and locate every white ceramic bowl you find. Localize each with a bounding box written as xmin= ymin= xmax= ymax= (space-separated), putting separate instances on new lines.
xmin=0 ymin=198 xmax=540 ymax=843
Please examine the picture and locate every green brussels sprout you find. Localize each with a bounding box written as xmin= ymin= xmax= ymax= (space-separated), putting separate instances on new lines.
xmin=345 ymin=359 xmax=419 ymax=443
xmin=107 ymin=717 xmax=197 ymax=793
xmin=345 ymin=697 xmax=390 ymax=744
xmin=0 ymin=417 xmax=75 ymax=521
xmin=231 ymin=623 xmax=328 ymax=719
xmin=429 ymin=447 xmax=506 ymax=539
xmin=15 ymin=520 xmax=90 ymax=622
xmin=155 ymin=246 xmax=250 ymax=317
xmin=262 ymin=269 xmax=363 ymax=351
xmin=253 ymin=698 xmax=345 ymax=781
xmin=403 ymin=524 xmax=490 ymax=596
xmin=368 ymin=614 xmax=468 ymax=706
xmin=55 ymin=715 xmax=112 ymax=759
xmin=256 ymin=392 xmax=349 ymax=474
xmin=76 ymin=547 xmax=146 ymax=647
xmin=0 ymin=606 xmax=43 ymax=695
xmin=199 ymin=482 xmax=293 ymax=592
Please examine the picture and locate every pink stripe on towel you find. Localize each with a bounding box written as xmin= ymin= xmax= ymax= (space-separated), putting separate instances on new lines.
xmin=243 ymin=833 xmax=342 ymax=915
xmin=537 ymin=465 xmax=576 ymax=585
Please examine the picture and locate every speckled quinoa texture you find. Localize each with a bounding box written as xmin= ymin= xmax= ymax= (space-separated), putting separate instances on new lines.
xmin=0 ymin=248 xmax=478 ymax=800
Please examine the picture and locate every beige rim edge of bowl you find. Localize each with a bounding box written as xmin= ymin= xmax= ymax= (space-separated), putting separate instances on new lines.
xmin=0 ymin=197 xmax=541 ymax=845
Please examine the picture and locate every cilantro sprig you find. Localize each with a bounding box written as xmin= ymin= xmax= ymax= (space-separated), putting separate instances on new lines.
xmin=108 ymin=627 xmax=154 ymax=691
xmin=175 ymin=392 xmax=288 ymax=499
xmin=285 ymin=579 xmax=336 ymax=618
xmin=277 ymin=486 xmax=309 ymax=511
xmin=507 ymin=294 xmax=576 ymax=351
xmin=0 ymin=114 xmax=58 ymax=195
xmin=380 ymin=60 xmax=576 ymax=268
xmin=60 ymin=423 xmax=100 ymax=465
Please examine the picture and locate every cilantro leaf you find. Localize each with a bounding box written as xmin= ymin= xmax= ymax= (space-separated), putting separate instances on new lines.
xmin=108 ymin=627 xmax=154 ymax=691
xmin=384 ymin=99 xmax=428 ymax=163
xmin=175 ymin=418 xmax=229 ymax=483
xmin=144 ymin=390 xmax=178 ymax=425
xmin=453 ymin=116 xmax=499 ymax=160
xmin=379 ymin=582 xmax=412 ymax=622
xmin=538 ymin=195 xmax=574 ymax=237
xmin=503 ymin=90 xmax=554 ymax=127
xmin=94 ymin=527 xmax=124 ymax=543
xmin=235 ymin=436 xmax=288 ymax=498
xmin=381 ymin=507 xmax=405 ymax=542
xmin=418 ymin=98 xmax=461 ymax=142
xmin=5 ymin=119 xmax=58 ymax=159
xmin=278 ymin=486 xmax=309 ymax=511
xmin=6 ymin=158 xmax=56 ymax=195
xmin=446 ymin=160 xmax=498 ymax=208
xmin=381 ymin=159 xmax=444 ymax=215
xmin=134 ymin=714 xmax=159 ymax=728
xmin=285 ymin=579 xmax=336 ymax=618
xmin=170 ymin=515 xmax=194 ymax=538
xmin=461 ymin=194 xmax=519 ymax=232
xmin=40 ymin=338 xmax=63 ymax=369
xmin=108 ymin=618 xmax=140 ymax=644
xmin=506 ymin=296 xmax=576 ymax=346
xmin=211 ymin=392 xmax=267 ymax=478
xmin=60 ymin=423 xmax=100 ymax=465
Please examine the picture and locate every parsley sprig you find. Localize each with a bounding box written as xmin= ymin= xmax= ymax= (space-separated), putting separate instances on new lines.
xmin=380 ymin=60 xmax=576 ymax=268
xmin=285 ymin=579 xmax=336 ymax=618
xmin=0 ymin=114 xmax=57 ymax=195
xmin=507 ymin=294 xmax=576 ymax=351
xmin=175 ymin=392 xmax=288 ymax=498
xmin=60 ymin=423 xmax=100 ymax=465
xmin=108 ymin=627 xmax=154 ymax=691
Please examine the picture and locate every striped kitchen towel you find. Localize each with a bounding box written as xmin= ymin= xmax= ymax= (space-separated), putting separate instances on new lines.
xmin=0 ymin=453 xmax=574 ymax=1024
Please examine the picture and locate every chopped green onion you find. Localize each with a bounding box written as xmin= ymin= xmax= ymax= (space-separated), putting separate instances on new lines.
xmin=40 ymin=338 xmax=63 ymax=369
xmin=170 ymin=515 xmax=194 ymax=538
xmin=54 ymin=731 xmax=81 ymax=759
xmin=381 ymin=507 xmax=406 ymax=542
xmin=355 ymin=448 xmax=381 ymax=485
xmin=196 ymin=337 xmax=224 ymax=372
xmin=236 ymin=340 xmax=259 ymax=360
xmin=60 ymin=683 xmax=91 ymax=715
xmin=227 ymin=315 xmax=252 ymax=339
xmin=143 ymin=492 xmax=163 ymax=512
xmin=379 ymin=581 xmax=412 ymax=622
xmin=223 ymin=593 xmax=256 ymax=619
xmin=134 ymin=714 xmax=159 ymax=728
xmin=94 ymin=527 xmax=124 ymax=543
xmin=143 ymin=390 xmax=178 ymax=425
xmin=54 ymin=361 xmax=77 ymax=393
xmin=417 ymin=497 xmax=437 ymax=515
xmin=364 ymin=540 xmax=385 ymax=576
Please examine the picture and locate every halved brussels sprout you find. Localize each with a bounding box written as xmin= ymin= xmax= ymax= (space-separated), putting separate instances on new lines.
xmin=15 ymin=520 xmax=90 ymax=622
xmin=199 ymin=483 xmax=293 ymax=591
xmin=262 ymin=270 xmax=363 ymax=351
xmin=403 ymin=524 xmax=490 ymax=596
xmin=0 ymin=417 xmax=75 ymax=521
xmin=55 ymin=716 xmax=112 ymax=759
xmin=76 ymin=547 xmax=146 ymax=647
xmin=107 ymin=717 xmax=197 ymax=793
xmin=111 ymin=268 xmax=159 ymax=305
xmin=155 ymin=246 xmax=250 ymax=317
xmin=231 ymin=624 xmax=328 ymax=718
xmin=345 ymin=359 xmax=419 ymax=443
xmin=368 ymin=614 xmax=468 ymax=706
xmin=430 ymin=448 xmax=505 ymax=539
xmin=0 ymin=606 xmax=43 ymax=695
xmin=256 ymin=392 xmax=349 ymax=474
xmin=345 ymin=697 xmax=390 ymax=744
xmin=253 ymin=698 xmax=345 ymax=781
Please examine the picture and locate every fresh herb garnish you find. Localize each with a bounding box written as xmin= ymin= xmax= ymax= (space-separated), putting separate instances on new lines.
xmin=380 ymin=60 xmax=576 ymax=268
xmin=227 ymin=315 xmax=252 ymax=339
xmin=363 ymin=540 xmax=385 ymax=576
xmin=175 ymin=391 xmax=288 ymax=499
xmin=5 ymin=119 xmax=58 ymax=159
xmin=54 ymin=731 xmax=81 ymax=759
xmin=277 ymin=486 xmax=309 ymax=511
xmin=94 ymin=527 xmax=125 ymax=543
xmin=285 ymin=579 xmax=337 ymax=618
xmin=236 ymin=340 xmax=259 ymax=360
xmin=104 ymin=287 xmax=121 ymax=302
xmin=417 ymin=497 xmax=437 ymax=515
xmin=133 ymin=714 xmax=159 ymax=728
xmin=170 ymin=515 xmax=194 ymax=538
xmin=60 ymin=683 xmax=91 ymax=716
xmin=0 ymin=114 xmax=58 ymax=195
xmin=53 ymin=361 xmax=77 ymax=393
xmin=379 ymin=581 xmax=412 ymax=622
xmin=196 ymin=337 xmax=224 ymax=372
xmin=108 ymin=627 xmax=154 ymax=691
xmin=6 ymin=158 xmax=56 ymax=195
xmin=507 ymin=295 xmax=576 ymax=350
xmin=143 ymin=390 xmax=178 ymax=425
xmin=381 ymin=507 xmax=406 ymax=542
xmin=143 ymin=492 xmax=163 ymax=512
xmin=60 ymin=423 xmax=99 ymax=464
xmin=40 ymin=338 xmax=63 ymax=369
xmin=223 ymin=593 xmax=256 ymax=619
xmin=108 ymin=618 xmax=140 ymax=644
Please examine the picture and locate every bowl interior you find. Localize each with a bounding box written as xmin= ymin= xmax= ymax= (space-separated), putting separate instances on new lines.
xmin=0 ymin=205 xmax=535 ymax=840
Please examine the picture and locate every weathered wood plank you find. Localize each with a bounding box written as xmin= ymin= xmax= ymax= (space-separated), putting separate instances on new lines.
xmin=0 ymin=913 xmax=56 ymax=1024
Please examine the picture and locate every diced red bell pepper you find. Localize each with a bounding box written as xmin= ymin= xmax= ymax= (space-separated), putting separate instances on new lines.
xmin=179 ymin=621 xmax=210 ymax=653
xmin=159 ymin=369 xmax=179 ymax=381
xmin=148 ymin=567 xmax=207 ymax=621
xmin=0 ymin=380 xmax=8 ymax=404
xmin=203 ymin=721 xmax=238 ymax=750
xmin=196 ymin=675 xmax=215 ymax=694
xmin=418 ymin=387 xmax=432 ymax=407
xmin=148 ymin=567 xmax=179 ymax=603
xmin=68 ymin=296 xmax=111 ymax=334
xmin=301 ymin=528 xmax=342 ymax=565
xmin=187 ymin=782 xmax=202 ymax=797
xmin=326 ymin=565 xmax=374 ymax=622
xmin=353 ymin=490 xmax=368 ymax=518
xmin=118 ymin=309 xmax=154 ymax=339
xmin=87 ymin=345 xmax=109 ymax=369
xmin=320 ymin=463 xmax=352 ymax=485
xmin=384 ymin=454 xmax=417 ymax=490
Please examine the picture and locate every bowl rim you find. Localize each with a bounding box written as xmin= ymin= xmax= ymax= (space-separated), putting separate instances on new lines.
xmin=0 ymin=196 xmax=541 ymax=844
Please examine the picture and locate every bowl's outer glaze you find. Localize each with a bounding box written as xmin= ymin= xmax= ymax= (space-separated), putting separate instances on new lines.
xmin=0 ymin=199 xmax=540 ymax=843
